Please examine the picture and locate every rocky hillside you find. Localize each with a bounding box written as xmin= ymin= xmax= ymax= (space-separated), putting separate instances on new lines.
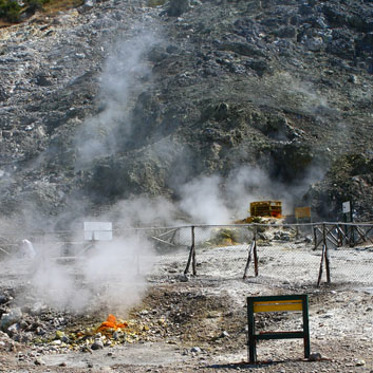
xmin=1 ymin=0 xmax=373 ymax=232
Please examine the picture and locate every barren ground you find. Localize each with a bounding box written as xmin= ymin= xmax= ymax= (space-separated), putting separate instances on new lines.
xmin=1 ymin=238 xmax=373 ymax=373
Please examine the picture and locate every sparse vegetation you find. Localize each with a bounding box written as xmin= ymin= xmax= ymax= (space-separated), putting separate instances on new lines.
xmin=207 ymin=228 xmax=242 ymax=246
xmin=0 ymin=0 xmax=83 ymax=24
xmin=0 ymin=0 xmax=21 ymax=23
xmin=148 ymin=0 xmax=167 ymax=7
xmin=42 ymin=0 xmax=84 ymax=15
xmin=25 ymin=0 xmax=50 ymax=14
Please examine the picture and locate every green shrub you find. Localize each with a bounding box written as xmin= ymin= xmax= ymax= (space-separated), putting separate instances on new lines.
xmin=0 ymin=0 xmax=21 ymax=22
xmin=24 ymin=0 xmax=50 ymax=14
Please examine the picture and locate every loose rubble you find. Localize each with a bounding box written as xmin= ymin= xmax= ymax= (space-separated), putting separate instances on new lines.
xmin=0 ymin=238 xmax=373 ymax=372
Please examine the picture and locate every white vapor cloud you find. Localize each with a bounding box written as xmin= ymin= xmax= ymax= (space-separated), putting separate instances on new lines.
xmin=26 ymin=232 xmax=155 ymax=313
xmin=178 ymin=175 xmax=231 ymax=225
xmin=74 ymin=27 xmax=160 ymax=169
xmin=177 ymin=164 xmax=326 ymax=223
xmin=104 ymin=195 xmax=183 ymax=227
xmin=16 ymin=26 xmax=163 ymax=313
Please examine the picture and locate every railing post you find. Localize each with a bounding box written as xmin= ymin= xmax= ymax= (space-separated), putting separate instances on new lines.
xmin=191 ymin=226 xmax=196 ymax=275
xmin=313 ymin=225 xmax=317 ymax=250
xmin=184 ymin=226 xmax=196 ymax=275
xmin=243 ymin=241 xmax=253 ymax=280
xmin=317 ymin=223 xmax=331 ymax=286
xmin=349 ymin=224 xmax=356 ymax=247
xmin=253 ymin=226 xmax=259 ymax=277
xmin=243 ymin=225 xmax=258 ymax=280
xmin=324 ymin=225 xmax=331 ymax=283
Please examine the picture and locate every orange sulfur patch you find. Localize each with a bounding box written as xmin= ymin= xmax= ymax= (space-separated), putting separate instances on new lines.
xmin=96 ymin=314 xmax=128 ymax=333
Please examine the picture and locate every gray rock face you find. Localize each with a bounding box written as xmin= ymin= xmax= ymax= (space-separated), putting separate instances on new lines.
xmin=163 ymin=0 xmax=191 ymax=17
xmin=0 ymin=0 xmax=373 ymax=227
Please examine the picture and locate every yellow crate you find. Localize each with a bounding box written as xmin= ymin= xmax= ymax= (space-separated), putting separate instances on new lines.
xmin=250 ymin=201 xmax=282 ymax=218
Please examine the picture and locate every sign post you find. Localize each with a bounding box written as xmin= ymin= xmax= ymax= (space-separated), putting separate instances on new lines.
xmin=83 ymin=222 xmax=113 ymax=241
xmin=342 ymin=201 xmax=355 ymax=246
xmin=247 ymin=295 xmax=310 ymax=363
xmin=294 ymin=206 xmax=312 ymax=222
xmin=342 ymin=201 xmax=352 ymax=222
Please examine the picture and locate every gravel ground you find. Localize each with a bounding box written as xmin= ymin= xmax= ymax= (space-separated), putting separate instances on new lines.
xmin=1 ymin=238 xmax=373 ymax=373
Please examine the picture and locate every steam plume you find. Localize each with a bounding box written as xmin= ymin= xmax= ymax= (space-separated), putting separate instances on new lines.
xmin=74 ymin=27 xmax=160 ymax=169
xmin=26 ymin=232 xmax=154 ymax=313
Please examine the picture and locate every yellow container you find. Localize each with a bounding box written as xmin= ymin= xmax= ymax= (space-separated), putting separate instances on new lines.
xmin=250 ymin=201 xmax=282 ymax=218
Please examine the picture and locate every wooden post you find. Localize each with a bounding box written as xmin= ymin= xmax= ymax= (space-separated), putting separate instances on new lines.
xmin=317 ymin=223 xmax=326 ymax=287
xmin=317 ymin=224 xmax=331 ymax=286
xmin=323 ymin=224 xmax=331 ymax=283
xmin=324 ymin=245 xmax=331 ymax=284
xmin=184 ymin=226 xmax=196 ymax=275
xmin=191 ymin=226 xmax=196 ymax=275
xmin=243 ymin=241 xmax=254 ymax=280
xmin=322 ymin=223 xmax=327 ymax=249
xmin=253 ymin=227 xmax=259 ymax=277
xmin=313 ymin=225 xmax=317 ymax=250
xmin=317 ymin=244 xmax=325 ymax=288
xmin=243 ymin=227 xmax=259 ymax=279
xmin=349 ymin=224 xmax=356 ymax=247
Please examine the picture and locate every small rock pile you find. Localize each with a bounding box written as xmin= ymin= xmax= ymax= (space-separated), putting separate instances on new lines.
xmin=0 ymin=288 xmax=175 ymax=357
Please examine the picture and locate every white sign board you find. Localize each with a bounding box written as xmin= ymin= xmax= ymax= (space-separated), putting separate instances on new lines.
xmin=342 ymin=201 xmax=351 ymax=214
xmin=84 ymin=222 xmax=112 ymax=241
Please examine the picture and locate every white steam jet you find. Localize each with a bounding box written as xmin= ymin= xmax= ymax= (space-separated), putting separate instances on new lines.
xmin=21 ymin=239 xmax=37 ymax=259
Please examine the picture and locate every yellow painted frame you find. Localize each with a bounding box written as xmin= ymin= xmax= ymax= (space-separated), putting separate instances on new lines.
xmin=247 ymin=294 xmax=310 ymax=363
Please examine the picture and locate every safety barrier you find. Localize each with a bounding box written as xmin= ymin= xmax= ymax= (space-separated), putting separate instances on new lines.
xmin=1 ymin=222 xmax=373 ymax=287
xmin=246 ymin=294 xmax=310 ymax=363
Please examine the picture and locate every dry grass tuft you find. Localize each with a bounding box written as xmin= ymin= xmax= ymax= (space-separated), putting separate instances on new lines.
xmin=0 ymin=0 xmax=84 ymax=27
xmin=42 ymin=0 xmax=84 ymax=15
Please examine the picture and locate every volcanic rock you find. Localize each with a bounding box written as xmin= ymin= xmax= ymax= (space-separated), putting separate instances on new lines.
xmin=91 ymin=338 xmax=105 ymax=350
xmin=0 ymin=0 xmax=373 ymax=225
xmin=0 ymin=308 xmax=22 ymax=332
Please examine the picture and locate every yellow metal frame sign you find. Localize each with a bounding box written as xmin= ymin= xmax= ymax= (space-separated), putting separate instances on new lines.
xmin=247 ymin=294 xmax=310 ymax=363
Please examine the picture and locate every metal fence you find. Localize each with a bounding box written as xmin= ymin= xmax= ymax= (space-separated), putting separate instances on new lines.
xmin=1 ymin=222 xmax=373 ymax=288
